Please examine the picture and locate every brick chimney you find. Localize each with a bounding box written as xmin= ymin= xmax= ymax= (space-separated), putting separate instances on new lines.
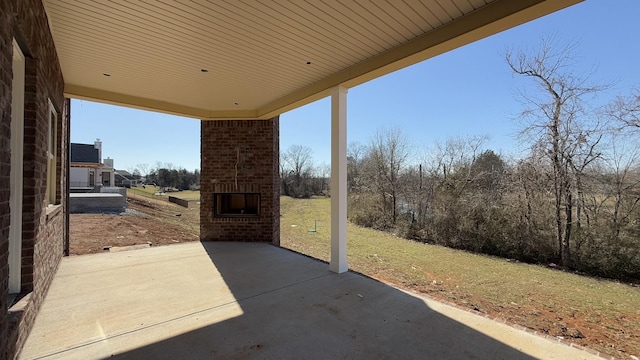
xmin=200 ymin=118 xmax=280 ymax=244
xmin=94 ymin=138 xmax=102 ymax=162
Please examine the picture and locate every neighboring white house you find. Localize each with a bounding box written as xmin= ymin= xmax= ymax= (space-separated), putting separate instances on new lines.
xmin=70 ymin=139 xmax=116 ymax=191
xmin=114 ymin=170 xmax=140 ymax=188
xmin=102 ymin=157 xmax=115 ymax=187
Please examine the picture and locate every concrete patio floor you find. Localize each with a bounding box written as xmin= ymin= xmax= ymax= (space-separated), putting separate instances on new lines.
xmin=20 ymin=242 xmax=601 ymax=360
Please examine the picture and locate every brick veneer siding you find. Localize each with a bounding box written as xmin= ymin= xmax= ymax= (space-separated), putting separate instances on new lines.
xmin=0 ymin=2 xmax=12 ymax=357
xmin=1 ymin=1 xmax=67 ymax=358
xmin=201 ymin=118 xmax=280 ymax=244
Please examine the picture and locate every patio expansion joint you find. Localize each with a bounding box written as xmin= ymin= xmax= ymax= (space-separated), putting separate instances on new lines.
xmin=233 ymin=272 xmax=334 ymax=304
xmin=58 ymin=252 xmax=209 ymax=278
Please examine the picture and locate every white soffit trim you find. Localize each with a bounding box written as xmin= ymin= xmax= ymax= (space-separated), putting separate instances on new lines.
xmin=44 ymin=0 xmax=582 ymax=119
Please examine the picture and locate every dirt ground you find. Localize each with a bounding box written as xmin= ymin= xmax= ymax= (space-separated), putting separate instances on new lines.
xmin=69 ymin=197 xmax=200 ymax=255
xmin=405 ymin=280 xmax=639 ymax=359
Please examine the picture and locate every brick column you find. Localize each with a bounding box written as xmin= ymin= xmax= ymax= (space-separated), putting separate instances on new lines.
xmin=200 ymin=118 xmax=280 ymax=244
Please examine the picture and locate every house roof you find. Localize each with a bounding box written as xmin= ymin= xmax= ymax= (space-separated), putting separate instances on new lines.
xmin=70 ymin=143 xmax=99 ymax=163
xmin=115 ymin=170 xmax=136 ymax=180
xmin=42 ymin=0 xmax=581 ymax=120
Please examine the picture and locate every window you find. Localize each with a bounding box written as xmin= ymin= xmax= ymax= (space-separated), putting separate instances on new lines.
xmin=214 ymin=193 xmax=260 ymax=217
xmin=102 ymin=171 xmax=111 ymax=186
xmin=47 ymin=100 xmax=58 ymax=205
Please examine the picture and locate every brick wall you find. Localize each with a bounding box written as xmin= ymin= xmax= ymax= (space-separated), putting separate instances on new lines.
xmin=201 ymin=118 xmax=280 ymax=244
xmin=1 ymin=0 xmax=67 ymax=358
xmin=0 ymin=1 xmax=14 ymax=357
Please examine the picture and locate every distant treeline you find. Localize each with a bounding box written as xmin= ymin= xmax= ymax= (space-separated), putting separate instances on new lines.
xmin=133 ymin=162 xmax=200 ymax=191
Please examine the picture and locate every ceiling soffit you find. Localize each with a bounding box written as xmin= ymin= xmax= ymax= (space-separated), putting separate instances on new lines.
xmin=42 ymin=0 xmax=581 ymax=119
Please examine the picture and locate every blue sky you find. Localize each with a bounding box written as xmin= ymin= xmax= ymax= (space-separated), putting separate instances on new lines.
xmin=71 ymin=0 xmax=640 ymax=172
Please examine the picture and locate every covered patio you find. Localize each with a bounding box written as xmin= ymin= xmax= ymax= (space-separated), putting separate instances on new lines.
xmin=20 ymin=242 xmax=600 ymax=359
xmin=1 ymin=0 xmax=589 ymax=358
xmin=42 ymin=0 xmax=583 ymax=273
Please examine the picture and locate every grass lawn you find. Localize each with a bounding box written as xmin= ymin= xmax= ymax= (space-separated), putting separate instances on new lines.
xmin=127 ymin=186 xmax=200 ymax=201
xmin=129 ymin=185 xmax=160 ymax=195
xmin=168 ymin=190 xmax=200 ymax=200
xmin=127 ymin=186 xmax=168 ymax=204
xmin=280 ymin=196 xmax=640 ymax=358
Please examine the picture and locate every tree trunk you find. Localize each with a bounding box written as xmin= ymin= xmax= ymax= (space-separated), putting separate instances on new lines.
xmin=562 ymin=183 xmax=572 ymax=267
xmin=392 ymin=192 xmax=397 ymax=225
xmin=555 ymin=179 xmax=564 ymax=264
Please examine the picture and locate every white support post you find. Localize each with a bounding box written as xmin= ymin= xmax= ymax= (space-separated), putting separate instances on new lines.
xmin=330 ymin=86 xmax=348 ymax=273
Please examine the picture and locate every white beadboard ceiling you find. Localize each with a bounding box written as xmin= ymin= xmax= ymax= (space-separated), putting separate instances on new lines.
xmin=42 ymin=0 xmax=580 ymax=119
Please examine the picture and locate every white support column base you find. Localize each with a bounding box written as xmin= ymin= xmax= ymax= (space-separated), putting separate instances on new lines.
xmin=330 ymin=86 xmax=348 ymax=273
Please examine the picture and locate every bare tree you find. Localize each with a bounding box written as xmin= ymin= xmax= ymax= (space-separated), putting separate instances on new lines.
xmin=280 ymin=144 xmax=315 ymax=198
xmin=283 ymin=145 xmax=312 ymax=178
xmin=606 ymin=89 xmax=640 ymax=129
xmin=506 ymin=37 xmax=605 ymax=267
xmin=398 ymin=162 xmax=435 ymax=239
xmin=136 ymin=163 xmax=150 ymax=177
xmin=432 ymin=135 xmax=488 ymax=194
xmin=317 ymin=162 xmax=331 ymax=195
xmin=347 ymin=141 xmax=367 ymax=191
xmin=367 ymin=127 xmax=410 ymax=225
xmin=600 ymin=135 xmax=640 ymax=235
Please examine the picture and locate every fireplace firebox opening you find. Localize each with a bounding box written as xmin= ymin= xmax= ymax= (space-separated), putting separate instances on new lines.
xmin=214 ymin=193 xmax=260 ymax=217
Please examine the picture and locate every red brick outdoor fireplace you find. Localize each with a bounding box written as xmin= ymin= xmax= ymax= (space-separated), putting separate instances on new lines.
xmin=200 ymin=118 xmax=280 ymax=244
